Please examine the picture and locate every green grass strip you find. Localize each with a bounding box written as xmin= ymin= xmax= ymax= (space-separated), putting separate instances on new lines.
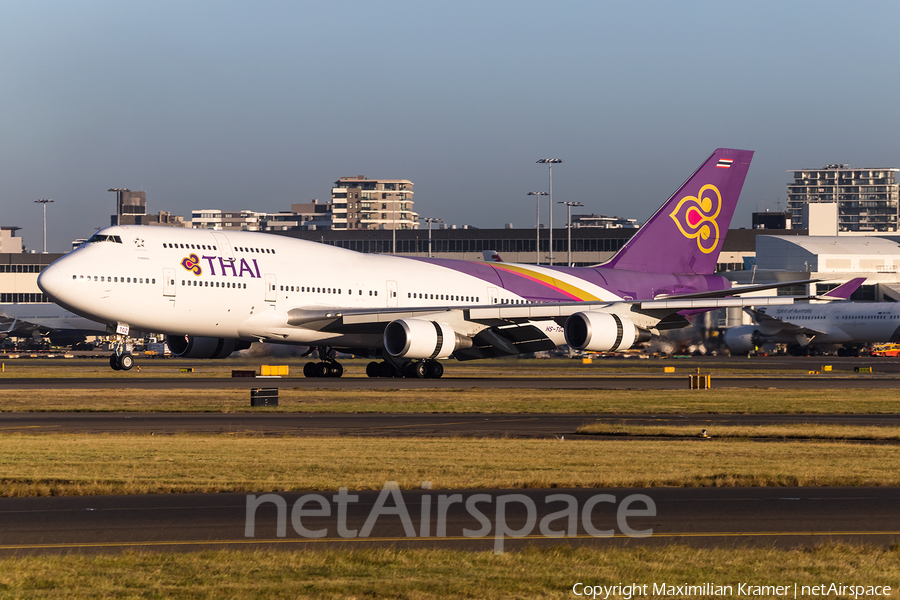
xmin=2 ymin=434 xmax=900 ymax=496
xmin=578 ymin=423 xmax=900 ymax=440
xmin=0 ymin=545 xmax=898 ymax=599
xmin=3 ymin=387 xmax=900 ymax=414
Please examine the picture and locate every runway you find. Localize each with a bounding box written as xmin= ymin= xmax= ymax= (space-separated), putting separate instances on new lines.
xmin=1 ymin=487 xmax=897 ymax=554
xmin=1 ymin=411 xmax=900 ymax=438
xmin=3 ymin=355 xmax=900 ymax=389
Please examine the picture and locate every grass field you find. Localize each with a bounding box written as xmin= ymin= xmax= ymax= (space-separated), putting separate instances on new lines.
xmin=2 ymin=386 xmax=900 ymax=414
xmin=2 ymin=433 xmax=900 ymax=496
xmin=578 ymin=423 xmax=900 ymax=440
xmin=0 ymin=545 xmax=897 ymax=599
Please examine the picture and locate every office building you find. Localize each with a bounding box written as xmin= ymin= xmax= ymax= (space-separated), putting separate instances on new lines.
xmin=752 ymin=211 xmax=792 ymax=230
xmin=109 ymin=188 xmax=185 ymax=227
xmin=0 ymin=225 xmax=23 ymax=254
xmin=571 ymin=214 xmax=640 ymax=229
xmin=191 ymin=201 xmax=334 ymax=232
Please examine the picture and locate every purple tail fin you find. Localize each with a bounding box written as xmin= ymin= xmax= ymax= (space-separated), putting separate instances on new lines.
xmin=603 ymin=148 xmax=753 ymax=274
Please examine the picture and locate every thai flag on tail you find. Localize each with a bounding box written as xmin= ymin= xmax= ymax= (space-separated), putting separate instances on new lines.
xmin=716 ymin=159 xmax=734 ymax=168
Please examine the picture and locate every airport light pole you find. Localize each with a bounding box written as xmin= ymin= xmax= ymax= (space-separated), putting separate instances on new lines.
xmin=536 ymin=159 xmax=562 ymax=265
xmin=424 ymin=217 xmax=442 ymax=258
xmin=34 ymin=199 xmax=54 ymax=253
xmin=559 ymin=201 xmax=584 ymax=267
xmin=527 ymin=191 xmax=548 ymax=264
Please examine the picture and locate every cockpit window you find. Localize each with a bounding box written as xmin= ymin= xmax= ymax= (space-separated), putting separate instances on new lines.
xmin=87 ymin=233 xmax=123 ymax=244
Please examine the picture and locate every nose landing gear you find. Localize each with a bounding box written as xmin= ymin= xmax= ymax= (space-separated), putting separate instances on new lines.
xmin=110 ymin=351 xmax=134 ymax=371
xmin=108 ymin=322 xmax=134 ymax=371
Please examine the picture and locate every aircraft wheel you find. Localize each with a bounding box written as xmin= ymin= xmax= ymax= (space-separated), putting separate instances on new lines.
xmin=401 ymin=360 xmax=415 ymax=378
xmin=315 ymin=362 xmax=331 ymax=378
xmin=377 ymin=361 xmax=395 ymax=378
xmin=366 ymin=361 xmax=380 ymax=378
xmin=425 ymin=360 xmax=444 ymax=379
xmin=409 ymin=361 xmax=426 ymax=379
xmin=303 ymin=362 xmax=317 ymax=378
xmin=109 ymin=354 xmax=122 ymax=371
xmin=329 ymin=362 xmax=344 ymax=378
xmin=119 ymin=353 xmax=134 ymax=371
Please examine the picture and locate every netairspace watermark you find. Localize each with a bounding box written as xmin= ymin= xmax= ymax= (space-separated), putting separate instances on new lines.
xmin=572 ymin=582 xmax=893 ymax=599
xmin=245 ymin=481 xmax=656 ymax=553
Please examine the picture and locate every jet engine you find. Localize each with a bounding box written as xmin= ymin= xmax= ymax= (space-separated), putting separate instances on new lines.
xmin=564 ymin=311 xmax=651 ymax=352
xmin=166 ymin=335 xmax=252 ymax=359
xmin=383 ymin=318 xmax=472 ymax=359
xmin=722 ymin=325 xmax=761 ymax=354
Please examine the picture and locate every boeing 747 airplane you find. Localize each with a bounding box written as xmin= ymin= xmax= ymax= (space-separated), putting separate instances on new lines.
xmin=38 ymin=148 xmax=803 ymax=376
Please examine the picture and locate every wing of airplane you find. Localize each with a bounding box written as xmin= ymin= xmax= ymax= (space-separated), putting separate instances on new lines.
xmin=276 ymin=290 xmax=797 ymax=361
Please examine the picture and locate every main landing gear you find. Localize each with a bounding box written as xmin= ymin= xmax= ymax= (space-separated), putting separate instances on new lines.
xmin=366 ymin=359 xmax=443 ymax=379
xmin=303 ymin=346 xmax=344 ymax=378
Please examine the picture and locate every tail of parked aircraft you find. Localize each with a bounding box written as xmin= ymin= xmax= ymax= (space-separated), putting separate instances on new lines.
xmin=603 ymin=148 xmax=754 ymax=275
xmin=820 ymin=277 xmax=865 ymax=299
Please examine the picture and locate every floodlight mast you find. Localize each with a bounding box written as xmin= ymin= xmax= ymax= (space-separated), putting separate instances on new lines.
xmin=536 ymin=159 xmax=562 ymax=265
xmin=560 ymin=201 xmax=584 ymax=266
xmin=526 ymin=192 xmax=548 ymax=264
xmin=34 ymin=199 xmax=54 ymax=253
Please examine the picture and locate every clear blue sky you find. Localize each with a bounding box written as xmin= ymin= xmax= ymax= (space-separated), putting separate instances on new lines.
xmin=2 ymin=0 xmax=898 ymax=252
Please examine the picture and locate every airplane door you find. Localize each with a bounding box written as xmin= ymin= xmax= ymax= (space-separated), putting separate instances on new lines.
xmin=163 ymin=268 xmax=175 ymax=297
xmin=487 ymin=286 xmax=499 ymax=304
xmin=211 ymin=232 xmax=235 ymax=262
xmin=265 ymin=273 xmax=277 ymax=303
xmin=386 ymin=280 xmax=398 ymax=307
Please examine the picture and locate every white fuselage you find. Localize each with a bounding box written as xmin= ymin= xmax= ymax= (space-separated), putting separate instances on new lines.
xmin=756 ymin=302 xmax=900 ymax=344
xmin=39 ymin=226 xmax=638 ymax=349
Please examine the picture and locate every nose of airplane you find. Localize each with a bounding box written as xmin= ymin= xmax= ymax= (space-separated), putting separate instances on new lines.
xmin=37 ymin=265 xmax=62 ymax=298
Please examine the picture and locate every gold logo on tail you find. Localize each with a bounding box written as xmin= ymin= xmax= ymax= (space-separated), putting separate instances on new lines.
xmin=668 ymin=184 xmax=721 ymax=254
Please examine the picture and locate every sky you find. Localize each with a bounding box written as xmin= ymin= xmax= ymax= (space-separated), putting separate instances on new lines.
xmin=2 ymin=0 xmax=899 ymax=253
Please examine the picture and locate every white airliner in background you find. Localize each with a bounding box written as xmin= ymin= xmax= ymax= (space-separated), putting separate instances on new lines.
xmin=37 ymin=149 xmax=807 ymax=376
xmin=724 ymin=285 xmax=900 ymax=356
xmin=0 ymin=303 xmax=108 ymax=345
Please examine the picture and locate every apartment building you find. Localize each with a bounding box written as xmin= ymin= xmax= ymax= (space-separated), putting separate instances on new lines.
xmin=331 ymin=176 xmax=418 ymax=230
xmin=787 ymin=165 xmax=900 ymax=232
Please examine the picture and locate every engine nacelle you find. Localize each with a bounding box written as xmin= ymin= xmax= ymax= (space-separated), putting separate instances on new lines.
xmin=722 ymin=325 xmax=761 ymax=354
xmin=383 ymin=318 xmax=471 ymax=359
xmin=564 ymin=311 xmax=651 ymax=352
xmin=167 ymin=335 xmax=251 ymax=359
